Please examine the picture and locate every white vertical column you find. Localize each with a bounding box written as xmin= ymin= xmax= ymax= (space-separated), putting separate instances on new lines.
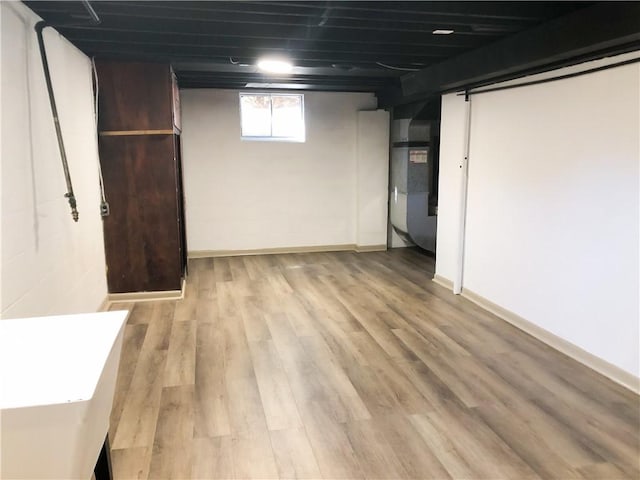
xmin=453 ymin=94 xmax=472 ymax=294
xmin=356 ymin=109 xmax=390 ymax=249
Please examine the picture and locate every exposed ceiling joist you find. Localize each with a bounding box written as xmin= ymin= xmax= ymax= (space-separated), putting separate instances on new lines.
xmin=26 ymin=1 xmax=624 ymax=97
xmin=400 ymin=2 xmax=640 ymax=100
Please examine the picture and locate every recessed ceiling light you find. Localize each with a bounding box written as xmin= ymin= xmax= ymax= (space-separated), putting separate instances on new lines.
xmin=432 ymin=29 xmax=455 ymax=35
xmin=257 ymin=58 xmax=293 ymax=74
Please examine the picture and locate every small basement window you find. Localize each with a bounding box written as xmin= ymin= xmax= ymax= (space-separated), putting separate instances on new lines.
xmin=240 ymin=93 xmax=305 ymax=142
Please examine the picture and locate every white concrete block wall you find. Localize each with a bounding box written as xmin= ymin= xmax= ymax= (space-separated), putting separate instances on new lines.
xmin=180 ymin=89 xmax=386 ymax=252
xmin=1 ymin=2 xmax=108 ymax=318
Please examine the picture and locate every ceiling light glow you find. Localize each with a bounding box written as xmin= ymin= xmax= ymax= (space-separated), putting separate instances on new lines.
xmin=432 ymin=29 xmax=454 ymax=35
xmin=257 ymin=58 xmax=293 ymax=74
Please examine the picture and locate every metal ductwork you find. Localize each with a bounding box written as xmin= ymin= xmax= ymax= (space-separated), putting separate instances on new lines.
xmin=389 ymin=104 xmax=440 ymax=253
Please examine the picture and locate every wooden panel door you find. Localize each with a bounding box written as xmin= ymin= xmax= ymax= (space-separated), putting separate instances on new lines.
xmin=99 ymin=134 xmax=182 ymax=293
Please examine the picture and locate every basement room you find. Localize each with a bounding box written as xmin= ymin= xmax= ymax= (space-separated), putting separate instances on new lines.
xmin=1 ymin=1 xmax=639 ymax=479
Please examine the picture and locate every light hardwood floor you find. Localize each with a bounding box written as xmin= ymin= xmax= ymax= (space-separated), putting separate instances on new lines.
xmin=108 ymin=248 xmax=640 ymax=479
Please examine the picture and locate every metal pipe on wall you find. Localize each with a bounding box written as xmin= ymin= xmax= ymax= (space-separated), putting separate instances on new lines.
xmin=34 ymin=21 xmax=78 ymax=222
xmin=33 ymin=0 xmax=101 ymax=222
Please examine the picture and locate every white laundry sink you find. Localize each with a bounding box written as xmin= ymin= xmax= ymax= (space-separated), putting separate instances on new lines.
xmin=0 ymin=310 xmax=128 ymax=479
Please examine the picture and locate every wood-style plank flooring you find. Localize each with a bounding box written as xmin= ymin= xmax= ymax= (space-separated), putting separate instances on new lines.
xmin=108 ymin=248 xmax=640 ymax=479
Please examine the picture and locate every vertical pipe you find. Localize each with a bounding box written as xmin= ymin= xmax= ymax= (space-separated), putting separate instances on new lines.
xmin=33 ymin=3 xmax=100 ymax=223
xmin=35 ymin=21 xmax=79 ymax=222
xmin=453 ymin=91 xmax=472 ymax=294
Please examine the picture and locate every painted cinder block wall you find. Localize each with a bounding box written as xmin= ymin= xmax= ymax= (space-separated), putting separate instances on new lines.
xmin=1 ymin=2 xmax=108 ymax=318
xmin=180 ymin=89 xmax=389 ymax=253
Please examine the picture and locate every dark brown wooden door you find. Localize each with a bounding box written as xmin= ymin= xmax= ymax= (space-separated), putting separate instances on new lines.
xmin=100 ymin=134 xmax=182 ymax=292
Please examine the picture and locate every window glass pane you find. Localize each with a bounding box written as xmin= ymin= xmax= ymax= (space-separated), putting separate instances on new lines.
xmin=240 ymin=93 xmax=305 ymax=141
xmin=271 ymin=95 xmax=304 ymax=139
xmin=240 ymin=94 xmax=271 ymax=137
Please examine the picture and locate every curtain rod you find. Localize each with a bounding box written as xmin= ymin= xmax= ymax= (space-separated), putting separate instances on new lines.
xmin=458 ymin=57 xmax=640 ymax=98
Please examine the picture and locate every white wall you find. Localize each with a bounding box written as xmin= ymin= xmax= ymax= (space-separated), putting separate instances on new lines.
xmin=1 ymin=2 xmax=108 ymax=318
xmin=356 ymin=110 xmax=390 ymax=247
xmin=181 ymin=89 xmax=388 ymax=252
xmin=436 ymin=53 xmax=640 ymax=378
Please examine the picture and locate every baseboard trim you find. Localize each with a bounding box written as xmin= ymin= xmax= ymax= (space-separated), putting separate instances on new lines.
xmin=189 ymin=244 xmax=365 ymax=258
xmin=355 ymin=244 xmax=387 ymax=253
xmin=432 ymin=274 xmax=454 ymax=290
xmin=460 ymin=287 xmax=640 ymax=395
xmin=107 ymin=278 xmax=186 ymax=303
xmin=97 ymin=296 xmax=111 ymax=312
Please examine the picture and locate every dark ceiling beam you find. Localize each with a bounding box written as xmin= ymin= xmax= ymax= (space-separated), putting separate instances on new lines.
xmin=178 ymin=78 xmax=390 ymax=91
xmin=86 ymin=47 xmax=431 ymax=69
xmin=47 ymin=9 xmax=501 ymax=36
xmin=58 ymin=13 xmax=505 ymax=38
xmin=23 ymin=0 xmax=598 ymax=95
xmin=51 ymin=17 xmax=495 ymax=46
xmin=32 ymin=1 xmax=535 ymax=32
xmin=176 ymin=71 xmax=391 ymax=81
xmin=172 ymin=61 xmax=400 ymax=79
xmin=58 ymin=24 xmax=480 ymax=50
xmin=376 ymin=87 xmax=436 ymax=110
xmin=34 ymin=0 xmax=572 ymax=25
xmin=77 ymin=41 xmax=444 ymax=66
xmin=179 ymin=81 xmax=380 ymax=92
xmin=401 ymin=2 xmax=640 ymax=98
xmin=64 ymin=35 xmax=453 ymax=59
xmin=246 ymin=1 xmax=586 ymax=22
xmin=179 ymin=82 xmax=389 ymax=91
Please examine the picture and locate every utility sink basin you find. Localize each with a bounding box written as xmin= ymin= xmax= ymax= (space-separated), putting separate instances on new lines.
xmin=0 ymin=310 xmax=128 ymax=479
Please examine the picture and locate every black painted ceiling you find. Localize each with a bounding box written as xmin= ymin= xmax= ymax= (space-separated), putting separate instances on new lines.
xmin=25 ymin=1 xmax=600 ymax=96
